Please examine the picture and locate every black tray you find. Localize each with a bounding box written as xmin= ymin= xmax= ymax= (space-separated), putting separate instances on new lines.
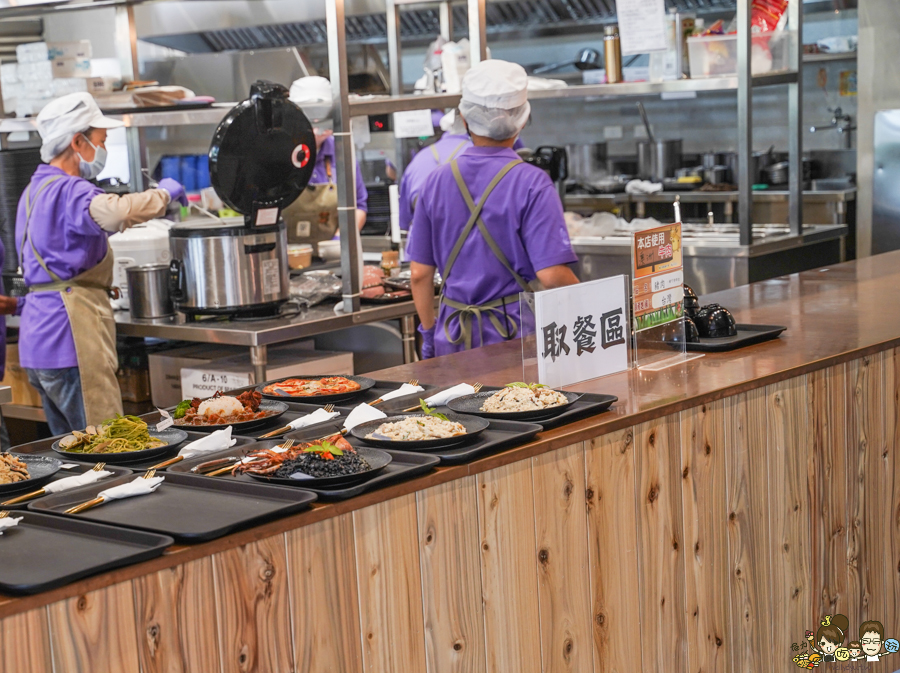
xmin=350 ymin=412 xmax=490 ymax=450
xmin=30 ymin=472 xmax=316 ymax=543
xmin=332 ymin=379 xmax=438 ymax=411
xmin=17 ymin=431 xmax=258 ymax=472
xmin=170 ymin=446 xmax=439 ymax=501
xmin=0 ymin=511 xmax=173 ymax=595
xmin=684 ymin=323 xmax=787 ymax=352
xmin=234 ymin=403 xmax=346 ymax=439
xmin=405 ymin=418 xmax=542 ymax=465
xmin=0 ymin=454 xmax=62 ymax=495
xmin=173 ymin=400 xmax=289 ymax=433
xmin=50 ymin=426 xmax=189 ymax=466
xmin=0 ymin=464 xmax=134 ymax=510
xmin=454 ymin=388 xmax=618 ymax=431
xmin=259 ymin=375 xmax=377 ymax=403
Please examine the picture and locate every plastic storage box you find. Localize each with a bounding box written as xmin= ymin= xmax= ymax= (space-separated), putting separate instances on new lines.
xmin=687 ymin=30 xmax=793 ymax=78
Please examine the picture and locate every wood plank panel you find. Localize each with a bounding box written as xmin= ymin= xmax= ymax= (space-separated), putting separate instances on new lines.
xmin=416 ymin=477 xmax=486 ymax=673
xmin=532 ymin=442 xmax=594 ymax=673
xmin=766 ymin=376 xmax=812 ymax=667
xmin=633 ymin=414 xmax=687 ymax=673
xmin=353 ymin=493 xmax=427 ymax=672
xmin=0 ymin=607 xmax=52 ymax=673
xmin=48 ymin=582 xmax=141 ymax=673
xmin=886 ymin=349 xmax=900 ymax=644
xmin=584 ymin=428 xmax=643 ymax=673
xmin=213 ymin=535 xmax=294 ymax=673
xmin=286 ymin=513 xmax=363 ymax=673
xmin=808 ymin=364 xmax=849 ymax=624
xmin=724 ymin=388 xmax=773 ymax=673
xmin=132 ymin=556 xmax=221 ymax=673
xmin=476 ymin=458 xmax=542 ymax=673
xmin=680 ymin=401 xmax=729 ymax=673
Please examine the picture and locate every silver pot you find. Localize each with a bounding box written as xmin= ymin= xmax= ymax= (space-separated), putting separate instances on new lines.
xmin=637 ymin=139 xmax=683 ymax=182
xmin=566 ymin=143 xmax=608 ymax=182
xmin=126 ymin=264 xmax=173 ymax=319
xmin=168 ymin=219 xmax=290 ymax=316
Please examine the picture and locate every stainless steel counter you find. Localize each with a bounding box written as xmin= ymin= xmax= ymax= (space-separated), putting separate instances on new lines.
xmin=114 ymin=300 xmax=421 ymax=380
xmin=572 ymin=223 xmax=849 ymax=294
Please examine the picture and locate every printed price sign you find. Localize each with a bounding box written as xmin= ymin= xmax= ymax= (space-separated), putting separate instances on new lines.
xmin=533 ymin=276 xmax=630 ymax=388
xmin=632 ymin=223 xmax=684 ymax=332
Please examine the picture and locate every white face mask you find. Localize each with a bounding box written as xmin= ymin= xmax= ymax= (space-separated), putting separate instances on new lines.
xmin=77 ymin=133 xmax=107 ymax=180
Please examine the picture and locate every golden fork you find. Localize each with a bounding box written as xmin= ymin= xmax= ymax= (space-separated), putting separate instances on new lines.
xmin=0 ymin=511 xmax=9 ymax=519
xmin=64 ymin=469 xmax=158 ymax=515
xmin=2 ymin=463 xmax=108 ymax=506
xmin=402 ymin=382 xmax=482 ymax=412
xmin=259 ymin=404 xmax=336 ymax=440
xmin=370 ymin=379 xmax=419 ymax=407
xmin=206 ymin=439 xmax=295 ymax=477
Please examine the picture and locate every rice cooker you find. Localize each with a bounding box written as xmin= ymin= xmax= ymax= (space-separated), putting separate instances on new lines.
xmin=108 ymin=219 xmax=172 ymax=310
xmin=168 ymin=80 xmax=317 ymax=316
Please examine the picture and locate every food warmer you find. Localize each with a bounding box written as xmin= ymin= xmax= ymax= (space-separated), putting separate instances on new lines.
xmin=168 ymin=80 xmax=317 ymax=317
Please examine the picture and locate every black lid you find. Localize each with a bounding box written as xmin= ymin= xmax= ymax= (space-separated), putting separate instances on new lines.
xmin=208 ymin=80 xmax=317 ymax=220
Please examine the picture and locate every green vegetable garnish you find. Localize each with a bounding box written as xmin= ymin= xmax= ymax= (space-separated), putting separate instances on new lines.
xmin=173 ymin=400 xmax=192 ymax=419
xmin=303 ymin=440 xmax=344 ymax=457
xmin=419 ymin=398 xmax=449 ymax=421
xmin=505 ymin=382 xmax=547 ymax=390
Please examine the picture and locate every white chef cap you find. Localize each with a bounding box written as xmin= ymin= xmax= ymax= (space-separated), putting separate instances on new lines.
xmin=458 ymin=60 xmax=531 ymax=141
xmin=36 ymin=92 xmax=123 ymax=163
xmin=440 ymin=109 xmax=467 ymax=135
xmin=289 ymin=76 xmax=334 ymax=123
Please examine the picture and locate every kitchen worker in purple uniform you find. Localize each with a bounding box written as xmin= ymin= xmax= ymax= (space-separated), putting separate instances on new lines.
xmin=408 ymin=60 xmax=579 ymax=358
xmin=282 ymin=76 xmax=368 ymax=251
xmin=15 ymin=93 xmax=186 ymax=435
xmin=398 ymin=109 xmax=472 ymax=231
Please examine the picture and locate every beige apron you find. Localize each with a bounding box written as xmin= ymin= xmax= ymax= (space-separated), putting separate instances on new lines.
xmin=281 ymin=157 xmax=339 ymax=254
xmin=20 ymin=177 xmax=123 ymax=426
xmin=439 ymin=158 xmax=535 ymax=350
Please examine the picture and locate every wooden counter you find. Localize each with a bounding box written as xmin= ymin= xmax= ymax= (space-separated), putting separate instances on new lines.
xmin=4 ymin=252 xmax=900 ymax=672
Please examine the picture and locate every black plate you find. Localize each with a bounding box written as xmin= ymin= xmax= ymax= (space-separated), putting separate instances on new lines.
xmin=236 ymin=440 xmax=393 ymax=488
xmin=50 ymin=427 xmax=189 ymax=466
xmin=30 ymin=471 xmax=316 ymax=543
xmin=350 ymin=413 xmax=489 ymax=450
xmin=0 ymin=464 xmax=134 ymax=509
xmin=0 ymin=511 xmax=173 ymax=595
xmin=259 ymin=375 xmax=377 ymax=403
xmin=0 ymin=454 xmax=62 ymax=495
xmin=684 ymin=324 xmax=787 ymax=352
xmin=448 ymin=390 xmax=582 ymax=421
xmin=173 ymin=400 xmax=289 ymax=433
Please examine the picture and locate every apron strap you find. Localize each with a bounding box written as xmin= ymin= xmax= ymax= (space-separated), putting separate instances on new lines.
xmin=445 ymin=158 xmax=529 ymax=292
xmin=430 ymin=144 xmax=441 ymax=162
xmin=430 ymin=140 xmax=469 ymax=166
xmin=19 ymin=176 xmax=64 ymax=283
xmin=441 ymin=292 xmax=521 ymax=351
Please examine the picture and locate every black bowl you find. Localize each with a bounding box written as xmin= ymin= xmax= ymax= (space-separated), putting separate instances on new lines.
xmin=350 ymin=413 xmax=489 ymax=450
xmin=683 ymin=283 xmax=698 ymax=301
xmin=666 ymin=316 xmax=700 ymax=343
xmin=448 ymin=389 xmax=582 ymax=421
xmin=693 ymin=303 xmax=737 ymax=338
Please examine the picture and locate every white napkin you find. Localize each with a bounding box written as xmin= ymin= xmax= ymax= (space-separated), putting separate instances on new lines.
xmin=378 ymin=383 xmax=425 ymax=403
xmin=425 ymin=383 xmax=476 ymax=407
xmin=344 ymin=403 xmax=387 ymax=430
xmin=287 ymin=408 xmax=340 ymax=430
xmin=178 ymin=427 xmax=237 ymax=459
xmin=0 ymin=516 xmax=23 ymax=535
xmin=98 ymin=476 xmax=165 ymax=503
xmin=43 ymin=469 xmax=114 ymax=494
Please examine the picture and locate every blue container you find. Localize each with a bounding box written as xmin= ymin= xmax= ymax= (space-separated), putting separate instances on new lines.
xmin=180 ymin=155 xmax=198 ymax=192
xmin=196 ymin=155 xmax=210 ymax=189
xmin=159 ymin=155 xmax=181 ymax=183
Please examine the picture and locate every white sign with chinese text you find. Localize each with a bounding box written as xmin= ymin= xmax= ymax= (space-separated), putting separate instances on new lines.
xmin=615 ymin=0 xmax=668 ymax=55
xmin=534 ymin=276 xmax=630 ymax=388
xmin=392 ymin=109 xmax=435 ymax=139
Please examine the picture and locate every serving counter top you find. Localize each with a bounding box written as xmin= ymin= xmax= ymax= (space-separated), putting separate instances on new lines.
xmin=3 ymin=252 xmax=900 ymax=673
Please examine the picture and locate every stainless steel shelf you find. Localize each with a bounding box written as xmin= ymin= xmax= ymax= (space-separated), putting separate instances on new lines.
xmin=110 ymin=106 xmax=234 ymax=128
xmin=349 ymin=72 xmax=800 ymax=116
xmin=3 ymin=404 xmax=46 ymax=423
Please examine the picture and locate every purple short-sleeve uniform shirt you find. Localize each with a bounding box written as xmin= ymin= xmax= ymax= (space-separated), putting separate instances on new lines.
xmin=398 ymin=133 xmax=472 ymax=231
xmin=407 ymin=146 xmax=576 ymax=357
xmin=15 ymin=164 xmax=108 ymax=370
xmin=311 ymin=135 xmax=368 ymax=212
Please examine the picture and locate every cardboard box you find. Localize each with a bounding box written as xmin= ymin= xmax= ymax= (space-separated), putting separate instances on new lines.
xmin=0 ymin=344 xmax=42 ymax=408
xmin=180 ymin=346 xmax=353 ymax=400
xmin=50 ymin=58 xmax=91 ymax=79
xmin=16 ymin=40 xmax=92 ymax=64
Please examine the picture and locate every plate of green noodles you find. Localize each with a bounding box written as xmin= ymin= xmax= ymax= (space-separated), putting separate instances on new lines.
xmin=51 ymin=415 xmax=189 ymax=465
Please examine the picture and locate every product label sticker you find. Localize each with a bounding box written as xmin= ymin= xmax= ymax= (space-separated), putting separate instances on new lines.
xmin=295 ymin=221 xmax=312 ymax=238
xmin=261 ymin=258 xmax=281 ymax=296
xmin=255 ymin=207 xmax=279 ymax=226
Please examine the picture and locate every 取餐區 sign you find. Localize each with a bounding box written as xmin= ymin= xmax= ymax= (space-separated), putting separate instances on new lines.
xmin=533 ymin=276 xmax=630 ymax=388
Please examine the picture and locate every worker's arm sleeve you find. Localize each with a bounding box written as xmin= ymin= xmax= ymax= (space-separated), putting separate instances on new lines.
xmin=88 ymin=189 xmax=171 ymax=232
